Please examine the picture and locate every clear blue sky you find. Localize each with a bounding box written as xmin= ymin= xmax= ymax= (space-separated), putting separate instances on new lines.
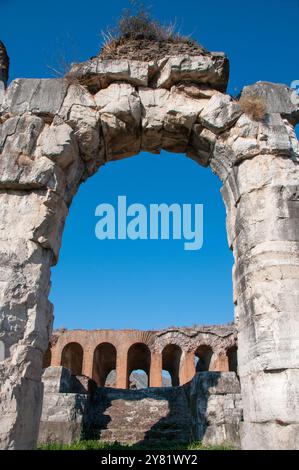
xmin=2 ymin=0 xmax=298 ymax=330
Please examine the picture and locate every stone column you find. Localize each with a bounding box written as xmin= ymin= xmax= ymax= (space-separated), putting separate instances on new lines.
xmin=50 ymin=344 xmax=62 ymax=367
xmin=211 ymin=353 xmax=229 ymax=372
xmin=0 ymin=191 xmax=63 ymax=449
xmin=82 ymin=346 xmax=94 ymax=379
xmin=150 ymin=352 xmax=162 ymax=387
xmin=180 ymin=352 xmax=196 ymax=385
xmin=222 ymin=153 xmax=299 ymax=449
xmin=0 ymin=161 xmax=69 ymax=450
xmin=116 ymin=348 xmax=128 ymax=389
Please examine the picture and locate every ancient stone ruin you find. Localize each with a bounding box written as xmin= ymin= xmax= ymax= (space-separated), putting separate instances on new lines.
xmin=0 ymin=36 xmax=299 ymax=450
xmin=46 ymin=325 xmax=237 ymax=387
xmin=39 ymin=326 xmax=241 ymax=447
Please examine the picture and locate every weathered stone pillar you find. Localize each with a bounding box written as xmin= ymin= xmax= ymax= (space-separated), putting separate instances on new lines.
xmin=0 ymin=191 xmax=65 ymax=449
xmin=50 ymin=344 xmax=62 ymax=367
xmin=180 ymin=352 xmax=196 ymax=384
xmin=222 ymin=153 xmax=299 ymax=449
xmin=82 ymin=346 xmax=93 ymax=378
xmin=211 ymin=353 xmax=229 ymax=372
xmin=150 ymin=352 xmax=162 ymax=387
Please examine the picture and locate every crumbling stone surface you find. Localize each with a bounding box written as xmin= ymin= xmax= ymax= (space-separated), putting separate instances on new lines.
xmin=39 ymin=368 xmax=242 ymax=448
xmin=98 ymin=38 xmax=208 ymax=62
xmin=189 ymin=372 xmax=242 ymax=448
xmin=0 ymin=46 xmax=299 ymax=450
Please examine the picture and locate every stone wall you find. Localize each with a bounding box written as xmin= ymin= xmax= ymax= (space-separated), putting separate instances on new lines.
xmin=38 ymin=366 xmax=242 ymax=448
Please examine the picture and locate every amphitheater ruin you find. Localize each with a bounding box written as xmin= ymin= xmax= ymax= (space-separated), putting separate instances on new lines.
xmin=0 ymin=35 xmax=299 ymax=450
xmin=45 ymin=325 xmax=238 ymax=387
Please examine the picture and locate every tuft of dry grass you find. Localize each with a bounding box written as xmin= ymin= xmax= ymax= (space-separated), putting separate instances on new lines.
xmin=238 ymin=94 xmax=267 ymax=121
xmin=18 ymin=154 xmax=33 ymax=167
xmin=100 ymin=1 xmax=196 ymax=51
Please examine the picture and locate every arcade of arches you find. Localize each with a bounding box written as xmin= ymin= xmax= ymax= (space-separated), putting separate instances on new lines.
xmin=45 ymin=325 xmax=237 ymax=388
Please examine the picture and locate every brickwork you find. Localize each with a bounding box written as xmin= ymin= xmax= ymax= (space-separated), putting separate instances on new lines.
xmin=47 ymin=325 xmax=237 ymax=388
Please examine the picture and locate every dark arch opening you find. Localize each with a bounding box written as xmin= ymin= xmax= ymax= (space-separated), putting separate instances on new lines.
xmin=127 ymin=343 xmax=151 ymax=389
xmin=227 ymin=345 xmax=238 ymax=373
xmin=195 ymin=345 xmax=213 ymax=372
xmin=162 ymin=344 xmax=182 ymax=386
xmin=92 ymin=342 xmax=117 ymax=386
xmin=42 ymin=344 xmax=52 ymax=369
xmin=61 ymin=342 xmax=83 ymax=375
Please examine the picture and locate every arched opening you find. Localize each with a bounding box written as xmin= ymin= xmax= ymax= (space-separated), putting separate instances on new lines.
xmin=61 ymin=342 xmax=83 ymax=375
xmin=105 ymin=369 xmax=117 ymax=387
xmin=42 ymin=344 xmax=52 ymax=369
xmin=162 ymin=370 xmax=172 ymax=387
xmin=127 ymin=343 xmax=151 ymax=389
xmin=92 ymin=342 xmax=117 ymax=386
xmin=227 ymin=345 xmax=238 ymax=374
xmin=50 ymin=152 xmax=234 ymax=332
xmin=162 ymin=344 xmax=182 ymax=386
xmin=194 ymin=345 xmax=213 ymax=372
xmin=129 ymin=369 xmax=149 ymax=389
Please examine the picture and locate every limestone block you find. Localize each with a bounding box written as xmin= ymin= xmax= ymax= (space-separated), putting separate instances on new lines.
xmin=258 ymin=113 xmax=299 ymax=156
xmin=200 ymin=94 xmax=242 ymax=134
xmin=156 ymin=54 xmax=228 ymax=92
xmin=42 ymin=366 xmax=72 ymax=393
xmin=210 ymin=136 xmax=234 ymax=182
xmin=35 ymin=122 xmax=78 ymax=169
xmin=0 ymin=190 xmax=67 ymax=261
xmin=59 ymin=83 xmax=95 ymax=118
xmin=190 ymin=372 xmax=241 ymax=396
xmin=68 ymin=59 xmax=149 ymax=90
xmin=241 ymin=81 xmax=299 ymax=125
xmin=189 ymin=372 xmax=242 ymax=448
xmin=139 ymin=87 xmax=206 ymax=153
xmin=187 ymin=125 xmax=216 ymax=166
xmin=202 ymin=394 xmax=243 ymax=425
xmin=70 ymin=106 xmax=100 ymax=155
xmin=202 ymin=423 xmax=241 ymax=448
xmin=240 ymin=369 xmax=299 ymax=424
xmin=0 ymin=369 xmax=44 ymax=449
xmin=0 ymin=154 xmax=65 ymax=192
xmin=0 ymin=114 xmax=44 ymax=156
xmin=95 ymin=83 xmax=141 ymax=159
xmin=0 ymin=239 xmax=52 ymax=353
xmin=1 ymin=78 xmax=69 ymax=117
xmin=240 ymin=422 xmax=299 ymax=450
xmin=39 ymin=392 xmax=87 ymax=445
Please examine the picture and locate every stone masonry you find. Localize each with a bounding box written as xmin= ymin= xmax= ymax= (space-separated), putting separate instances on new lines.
xmin=38 ymin=366 xmax=242 ymax=448
xmin=46 ymin=325 xmax=237 ymax=388
xmin=0 ymin=40 xmax=299 ymax=449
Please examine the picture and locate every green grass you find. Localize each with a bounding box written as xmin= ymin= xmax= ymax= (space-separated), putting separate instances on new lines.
xmin=38 ymin=440 xmax=233 ymax=451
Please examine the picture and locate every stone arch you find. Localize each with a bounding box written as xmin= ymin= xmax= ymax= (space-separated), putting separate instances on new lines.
xmin=42 ymin=344 xmax=52 ymax=369
xmin=61 ymin=342 xmax=83 ymax=375
xmin=0 ymin=52 xmax=298 ymax=449
xmin=194 ymin=345 xmax=213 ymax=372
xmin=162 ymin=344 xmax=182 ymax=386
xmin=127 ymin=343 xmax=151 ymax=388
xmin=92 ymin=342 xmax=117 ymax=386
xmin=227 ymin=345 xmax=238 ymax=374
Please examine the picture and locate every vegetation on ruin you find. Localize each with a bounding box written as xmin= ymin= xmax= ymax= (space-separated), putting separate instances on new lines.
xmin=100 ymin=0 xmax=202 ymax=55
xmin=38 ymin=440 xmax=233 ymax=451
xmin=238 ymin=94 xmax=267 ymax=121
